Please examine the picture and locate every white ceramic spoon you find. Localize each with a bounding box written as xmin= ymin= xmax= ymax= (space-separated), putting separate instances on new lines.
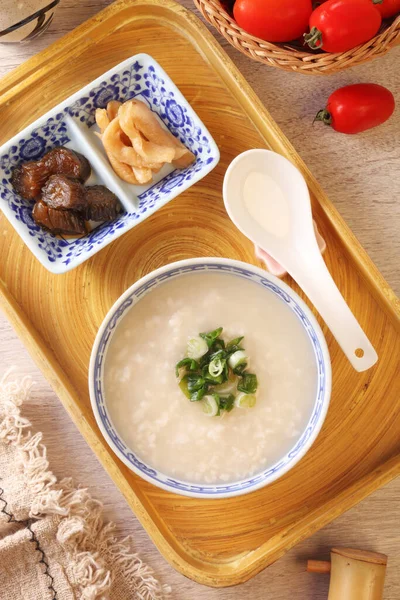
xmin=223 ymin=149 xmax=378 ymax=372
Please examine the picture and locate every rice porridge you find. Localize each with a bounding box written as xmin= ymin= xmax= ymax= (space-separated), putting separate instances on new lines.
xmin=104 ymin=272 xmax=317 ymax=484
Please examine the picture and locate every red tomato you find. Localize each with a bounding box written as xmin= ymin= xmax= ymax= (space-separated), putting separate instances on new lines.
xmin=233 ymin=0 xmax=313 ymax=42
xmin=374 ymin=0 xmax=400 ymax=18
xmin=314 ymin=0 xmax=400 ymax=19
xmin=315 ymin=84 xmax=395 ymax=134
xmin=304 ymin=0 xmax=382 ymax=52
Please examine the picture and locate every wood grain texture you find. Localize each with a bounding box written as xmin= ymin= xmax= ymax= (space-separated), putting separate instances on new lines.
xmin=0 ymin=0 xmax=399 ymax=597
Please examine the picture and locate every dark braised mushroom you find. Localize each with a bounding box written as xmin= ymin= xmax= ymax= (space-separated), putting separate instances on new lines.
xmin=42 ymin=174 xmax=86 ymax=211
xmin=82 ymin=185 xmax=122 ymax=221
xmin=11 ymin=146 xmax=91 ymax=201
xmin=11 ymin=160 xmax=51 ymax=200
xmin=44 ymin=147 xmax=91 ymax=182
xmin=32 ymin=200 xmax=86 ymax=236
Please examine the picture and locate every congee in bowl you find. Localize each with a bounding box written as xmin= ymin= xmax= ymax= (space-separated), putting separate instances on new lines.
xmin=89 ymin=258 xmax=331 ymax=498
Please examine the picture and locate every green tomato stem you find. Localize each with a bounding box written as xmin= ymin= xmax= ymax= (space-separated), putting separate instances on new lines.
xmin=314 ymin=109 xmax=332 ymax=127
xmin=304 ymin=26 xmax=323 ymax=50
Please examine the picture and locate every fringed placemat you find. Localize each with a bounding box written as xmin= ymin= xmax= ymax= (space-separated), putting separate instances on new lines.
xmin=0 ymin=369 xmax=171 ymax=600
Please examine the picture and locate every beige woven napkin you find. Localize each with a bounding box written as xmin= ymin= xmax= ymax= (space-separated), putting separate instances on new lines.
xmin=0 ymin=370 xmax=171 ymax=600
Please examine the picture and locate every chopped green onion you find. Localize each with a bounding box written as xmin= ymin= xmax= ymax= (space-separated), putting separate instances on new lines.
xmin=214 ymin=372 xmax=237 ymax=395
xmin=191 ymin=388 xmax=208 ymax=402
xmin=208 ymin=356 xmax=225 ymax=377
xmin=179 ymin=376 xmax=191 ymax=399
xmin=235 ymin=392 xmax=257 ymax=408
xmin=233 ymin=363 xmax=247 ymax=376
xmin=212 ymin=338 xmax=225 ymax=351
xmin=204 ymin=372 xmax=224 ymax=385
xmin=199 ymin=327 xmax=223 ymax=348
xmin=186 ymin=374 xmax=209 ymax=401
xmin=187 ymin=336 xmax=208 ymax=360
xmin=202 ymin=395 xmax=219 ymax=417
xmin=208 ymin=349 xmax=225 ymax=361
xmin=175 ymin=358 xmax=198 ymax=377
xmin=200 ymin=364 xmax=222 ymax=384
xmin=237 ymin=373 xmax=258 ymax=394
xmin=176 ymin=328 xmax=259 ymax=416
xmin=219 ymin=394 xmax=235 ymax=412
xmin=228 ymin=350 xmax=248 ymax=370
xmin=187 ymin=374 xmax=206 ymax=393
xmin=226 ymin=336 xmax=244 ymax=352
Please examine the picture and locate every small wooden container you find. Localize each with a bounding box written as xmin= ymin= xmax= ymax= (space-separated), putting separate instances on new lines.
xmin=194 ymin=0 xmax=400 ymax=75
xmin=308 ymin=548 xmax=388 ymax=600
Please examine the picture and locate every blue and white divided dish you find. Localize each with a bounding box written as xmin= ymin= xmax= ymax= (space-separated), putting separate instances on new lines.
xmin=0 ymin=54 xmax=220 ymax=273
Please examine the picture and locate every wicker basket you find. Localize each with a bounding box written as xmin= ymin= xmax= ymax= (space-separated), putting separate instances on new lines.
xmin=194 ymin=0 xmax=400 ymax=75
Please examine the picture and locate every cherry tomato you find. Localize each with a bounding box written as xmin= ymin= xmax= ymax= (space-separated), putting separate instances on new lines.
xmin=304 ymin=0 xmax=382 ymax=52
xmin=314 ymin=0 xmax=400 ymax=18
xmin=315 ymin=84 xmax=395 ymax=134
xmin=233 ymin=0 xmax=313 ymax=42
xmin=374 ymin=0 xmax=400 ymax=18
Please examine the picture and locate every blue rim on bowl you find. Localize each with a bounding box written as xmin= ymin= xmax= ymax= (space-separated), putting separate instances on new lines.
xmin=89 ymin=258 xmax=332 ymax=499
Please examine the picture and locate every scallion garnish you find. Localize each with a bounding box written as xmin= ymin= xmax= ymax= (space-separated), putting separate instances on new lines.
xmin=228 ymin=350 xmax=248 ymax=370
xmin=179 ymin=376 xmax=191 ymax=399
xmin=199 ymin=327 xmax=223 ymax=348
xmin=226 ymin=336 xmax=244 ymax=352
xmin=235 ymin=392 xmax=257 ymax=408
xmin=214 ymin=372 xmax=237 ymax=395
xmin=187 ymin=335 xmax=208 ymax=360
xmin=237 ymin=373 xmax=258 ymax=394
xmin=219 ymin=394 xmax=235 ymax=413
xmin=187 ymin=374 xmax=207 ymax=393
xmin=208 ymin=355 xmax=225 ymax=378
xmin=202 ymin=395 xmax=219 ymax=417
xmin=175 ymin=358 xmax=199 ymax=377
xmin=175 ymin=328 xmax=259 ymax=416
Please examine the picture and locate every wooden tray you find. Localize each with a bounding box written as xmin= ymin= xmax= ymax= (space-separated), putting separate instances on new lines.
xmin=1 ymin=0 xmax=399 ymax=588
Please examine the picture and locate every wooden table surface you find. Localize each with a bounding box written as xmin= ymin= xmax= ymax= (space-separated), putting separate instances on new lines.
xmin=0 ymin=1 xmax=399 ymax=598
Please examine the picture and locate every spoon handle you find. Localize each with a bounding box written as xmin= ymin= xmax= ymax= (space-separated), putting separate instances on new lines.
xmin=286 ymin=250 xmax=378 ymax=372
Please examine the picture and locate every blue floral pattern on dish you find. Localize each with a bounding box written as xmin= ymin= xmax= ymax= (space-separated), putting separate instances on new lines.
xmin=0 ymin=54 xmax=219 ymax=273
xmin=91 ymin=263 xmax=329 ymax=497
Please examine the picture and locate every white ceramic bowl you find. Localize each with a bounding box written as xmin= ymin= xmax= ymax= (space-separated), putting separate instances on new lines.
xmin=89 ymin=257 xmax=332 ymax=499
xmin=0 ymin=54 xmax=219 ymax=273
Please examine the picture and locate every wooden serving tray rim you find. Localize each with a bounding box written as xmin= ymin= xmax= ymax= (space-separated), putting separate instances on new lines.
xmin=1 ymin=0 xmax=399 ymax=588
